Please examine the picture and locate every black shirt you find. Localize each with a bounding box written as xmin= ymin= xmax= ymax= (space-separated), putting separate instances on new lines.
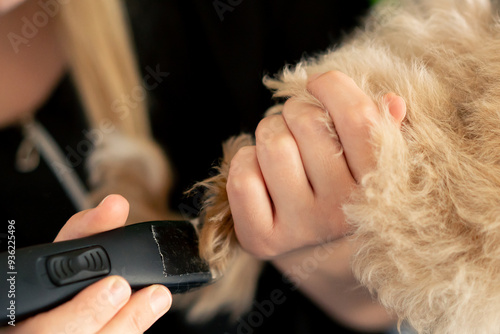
xmin=1 ymin=1 xmax=383 ymax=333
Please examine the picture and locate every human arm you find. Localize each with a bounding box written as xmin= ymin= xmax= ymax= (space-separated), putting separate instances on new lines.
xmin=226 ymin=71 xmax=406 ymax=331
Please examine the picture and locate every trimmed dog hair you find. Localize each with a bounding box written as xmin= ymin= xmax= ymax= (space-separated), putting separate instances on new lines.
xmin=180 ymin=0 xmax=500 ymax=333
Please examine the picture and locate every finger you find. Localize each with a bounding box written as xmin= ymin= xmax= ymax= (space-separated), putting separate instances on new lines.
xmin=99 ymin=285 xmax=172 ymax=334
xmin=254 ymin=115 xmax=314 ymax=219
xmin=384 ymin=92 xmax=407 ymax=126
xmin=227 ymin=146 xmax=274 ymax=257
xmin=14 ymin=276 xmax=131 ymax=334
xmin=282 ymin=98 xmax=356 ymax=198
xmin=55 ymin=194 xmax=129 ymax=242
xmin=307 ymin=71 xmax=380 ymax=181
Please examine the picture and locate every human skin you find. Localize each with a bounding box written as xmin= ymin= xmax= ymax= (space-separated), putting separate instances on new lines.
xmin=0 ymin=1 xmax=174 ymax=331
xmin=1 ymin=0 xmax=405 ymax=330
xmin=0 ymin=0 xmax=24 ymax=15
xmin=0 ymin=195 xmax=172 ymax=334
xmin=227 ymin=71 xmax=406 ymax=331
xmin=0 ymin=0 xmax=66 ymax=127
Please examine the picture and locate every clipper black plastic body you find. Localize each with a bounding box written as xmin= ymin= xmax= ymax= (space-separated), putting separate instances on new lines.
xmin=0 ymin=221 xmax=213 ymax=326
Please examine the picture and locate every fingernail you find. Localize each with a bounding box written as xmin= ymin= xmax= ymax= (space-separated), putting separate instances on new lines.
xmin=98 ymin=194 xmax=113 ymax=206
xmin=109 ymin=278 xmax=130 ymax=306
xmin=98 ymin=195 xmax=111 ymax=207
xmin=149 ymin=286 xmax=172 ymax=315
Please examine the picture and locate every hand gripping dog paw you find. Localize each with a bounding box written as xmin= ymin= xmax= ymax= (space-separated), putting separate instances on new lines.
xmin=189 ymin=1 xmax=500 ymax=333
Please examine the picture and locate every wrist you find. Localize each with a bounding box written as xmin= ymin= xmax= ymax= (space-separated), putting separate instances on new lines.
xmin=271 ymin=239 xmax=396 ymax=332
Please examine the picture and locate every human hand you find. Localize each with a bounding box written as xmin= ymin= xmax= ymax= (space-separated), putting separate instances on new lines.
xmin=227 ymin=71 xmax=406 ymax=258
xmin=1 ymin=195 xmax=172 ymax=334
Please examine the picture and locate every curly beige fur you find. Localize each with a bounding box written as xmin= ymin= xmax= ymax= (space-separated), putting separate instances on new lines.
xmin=177 ymin=135 xmax=263 ymax=322
xmin=193 ymin=0 xmax=500 ymax=333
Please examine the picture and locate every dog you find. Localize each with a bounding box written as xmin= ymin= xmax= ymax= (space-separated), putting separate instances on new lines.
xmin=88 ymin=0 xmax=500 ymax=332
xmin=179 ymin=0 xmax=500 ymax=333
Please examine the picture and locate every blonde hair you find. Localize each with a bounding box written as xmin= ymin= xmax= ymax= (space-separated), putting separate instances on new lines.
xmin=54 ymin=0 xmax=173 ymax=220
xmin=57 ymin=0 xmax=150 ymax=139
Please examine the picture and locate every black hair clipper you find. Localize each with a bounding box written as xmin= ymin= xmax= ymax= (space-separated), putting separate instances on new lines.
xmin=0 ymin=220 xmax=213 ymax=326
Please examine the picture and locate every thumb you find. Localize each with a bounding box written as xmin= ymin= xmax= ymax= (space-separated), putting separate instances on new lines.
xmin=55 ymin=194 xmax=130 ymax=242
xmin=384 ymin=93 xmax=407 ymax=127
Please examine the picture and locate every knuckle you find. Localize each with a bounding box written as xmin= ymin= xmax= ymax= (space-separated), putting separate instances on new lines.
xmin=255 ymin=115 xmax=275 ymax=136
xmin=231 ymin=145 xmax=255 ymax=163
xmin=293 ymin=110 xmax=326 ymax=136
xmin=282 ymin=99 xmax=331 ymax=137
xmin=357 ymin=101 xmax=378 ymax=119
xmin=308 ymin=70 xmax=350 ymax=89
xmin=256 ymin=130 xmax=295 ymax=157
xmin=227 ymin=148 xmax=256 ymax=192
xmin=322 ymin=70 xmax=350 ymax=83
xmin=255 ymin=115 xmax=286 ymax=144
xmin=342 ymin=102 xmax=377 ymax=132
xmin=226 ymin=171 xmax=246 ymax=198
xmin=273 ymin=133 xmax=295 ymax=152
